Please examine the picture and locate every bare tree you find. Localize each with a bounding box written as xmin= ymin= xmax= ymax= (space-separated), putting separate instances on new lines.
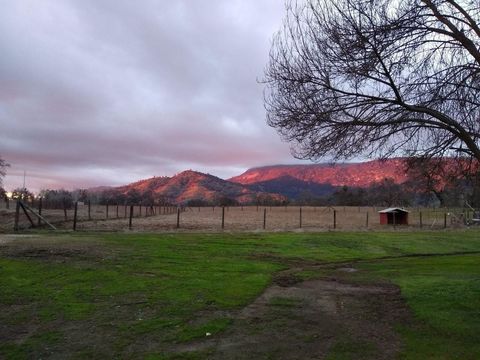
xmin=11 ymin=187 xmax=35 ymax=202
xmin=265 ymin=0 xmax=480 ymax=163
xmin=405 ymin=156 xmax=480 ymax=205
xmin=0 ymin=156 xmax=9 ymax=195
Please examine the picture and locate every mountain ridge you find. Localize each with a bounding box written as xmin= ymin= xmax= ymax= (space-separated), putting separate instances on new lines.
xmin=229 ymin=158 xmax=409 ymax=187
xmin=92 ymin=159 xmax=412 ymax=204
xmin=113 ymin=169 xmax=286 ymax=204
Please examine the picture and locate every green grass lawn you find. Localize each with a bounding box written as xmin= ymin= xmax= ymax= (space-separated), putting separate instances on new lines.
xmin=0 ymin=230 xmax=479 ymax=359
xmin=357 ymin=254 xmax=480 ymax=359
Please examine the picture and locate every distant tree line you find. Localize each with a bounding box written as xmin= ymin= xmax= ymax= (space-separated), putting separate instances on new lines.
xmin=292 ymin=177 xmax=476 ymax=208
xmin=3 ymin=174 xmax=477 ymax=209
xmin=184 ymin=194 xmax=288 ymax=208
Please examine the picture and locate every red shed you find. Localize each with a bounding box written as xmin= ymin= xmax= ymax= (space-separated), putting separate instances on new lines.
xmin=379 ymin=208 xmax=409 ymax=225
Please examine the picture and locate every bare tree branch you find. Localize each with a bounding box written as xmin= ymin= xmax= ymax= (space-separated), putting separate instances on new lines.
xmin=264 ymin=0 xmax=480 ymax=163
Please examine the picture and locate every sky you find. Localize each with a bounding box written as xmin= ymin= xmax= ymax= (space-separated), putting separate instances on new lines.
xmin=0 ymin=0 xmax=311 ymax=193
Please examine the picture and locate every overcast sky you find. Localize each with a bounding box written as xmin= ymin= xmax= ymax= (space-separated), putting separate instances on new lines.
xmin=0 ymin=0 xmax=311 ymax=193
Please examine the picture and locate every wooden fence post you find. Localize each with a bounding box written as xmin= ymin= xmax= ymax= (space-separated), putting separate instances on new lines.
xmin=444 ymin=213 xmax=447 ymax=228
xmin=63 ymin=199 xmax=68 ymax=221
xmin=221 ymin=206 xmax=225 ymax=229
xmin=18 ymin=201 xmax=56 ymax=230
xmin=19 ymin=202 xmax=34 ymax=227
xmin=129 ymin=205 xmax=134 ymax=230
xmin=366 ymin=212 xmax=369 ymax=228
xmin=176 ymin=208 xmax=180 ymax=228
xmin=106 ymin=204 xmax=109 ymax=219
xmin=88 ymin=201 xmax=91 ymax=221
xmin=14 ymin=201 xmax=20 ymax=231
xmin=333 ymin=210 xmax=337 ymax=229
xmin=393 ymin=212 xmax=396 ymax=229
xmin=73 ymin=201 xmax=78 ymax=231
xmin=263 ymin=208 xmax=267 ymax=229
xmin=116 ymin=205 xmax=119 ymax=218
xmin=38 ymin=197 xmax=43 ymax=226
xmin=419 ymin=211 xmax=423 ymax=228
xmin=299 ymin=207 xmax=302 ymax=228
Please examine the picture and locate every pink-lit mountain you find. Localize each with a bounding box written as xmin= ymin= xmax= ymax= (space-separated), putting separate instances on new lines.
xmin=104 ymin=159 xmax=413 ymax=204
xmin=229 ymin=159 xmax=409 ymax=187
xmin=115 ymin=170 xmax=286 ymax=204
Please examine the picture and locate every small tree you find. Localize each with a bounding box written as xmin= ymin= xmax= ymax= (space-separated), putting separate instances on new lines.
xmin=141 ymin=190 xmax=154 ymax=206
xmin=0 ymin=156 xmax=9 ymax=190
xmin=330 ymin=186 xmax=368 ymax=206
xmin=99 ymin=189 xmax=126 ymax=205
xmin=125 ymin=189 xmax=142 ymax=205
xmin=39 ymin=189 xmax=73 ymax=209
xmin=366 ymin=179 xmax=411 ymax=207
xmin=186 ymin=198 xmax=210 ymax=207
xmin=0 ymin=187 xmax=6 ymax=201
xmin=214 ymin=195 xmax=239 ymax=207
xmin=405 ymin=157 xmax=480 ymax=206
xmin=11 ymin=187 xmax=35 ymax=202
xmin=72 ymin=189 xmax=89 ymax=203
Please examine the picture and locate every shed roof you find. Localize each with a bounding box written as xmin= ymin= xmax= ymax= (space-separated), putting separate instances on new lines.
xmin=378 ymin=207 xmax=410 ymax=213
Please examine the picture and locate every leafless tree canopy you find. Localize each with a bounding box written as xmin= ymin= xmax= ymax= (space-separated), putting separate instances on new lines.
xmin=265 ymin=0 xmax=480 ymax=162
xmin=0 ymin=156 xmax=9 ymax=188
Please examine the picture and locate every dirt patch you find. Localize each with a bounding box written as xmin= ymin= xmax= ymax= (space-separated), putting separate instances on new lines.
xmin=0 ymin=234 xmax=39 ymax=244
xmin=272 ymin=273 xmax=303 ymax=287
xmin=203 ymin=278 xmax=408 ymax=359
xmin=171 ymin=268 xmax=410 ymax=360
xmin=0 ymin=236 xmax=115 ymax=264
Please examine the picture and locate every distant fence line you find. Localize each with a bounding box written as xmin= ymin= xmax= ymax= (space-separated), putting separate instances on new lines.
xmin=2 ymin=199 xmax=479 ymax=232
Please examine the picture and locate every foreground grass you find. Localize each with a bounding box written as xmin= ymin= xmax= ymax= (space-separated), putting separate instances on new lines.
xmin=0 ymin=230 xmax=479 ymax=358
xmin=357 ymin=254 xmax=480 ymax=359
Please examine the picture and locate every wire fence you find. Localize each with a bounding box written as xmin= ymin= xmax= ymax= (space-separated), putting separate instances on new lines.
xmin=1 ymin=199 xmax=478 ymax=233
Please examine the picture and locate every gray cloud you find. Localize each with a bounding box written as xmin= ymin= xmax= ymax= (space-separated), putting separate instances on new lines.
xmin=0 ymin=0 xmax=304 ymax=192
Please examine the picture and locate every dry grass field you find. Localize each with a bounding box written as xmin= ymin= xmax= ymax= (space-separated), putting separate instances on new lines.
xmin=0 ymin=201 xmax=473 ymax=233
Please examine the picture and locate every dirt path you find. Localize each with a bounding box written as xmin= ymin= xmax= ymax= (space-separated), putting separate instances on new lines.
xmin=173 ymin=266 xmax=410 ymax=360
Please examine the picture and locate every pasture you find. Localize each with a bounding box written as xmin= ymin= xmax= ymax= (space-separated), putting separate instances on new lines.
xmin=1 ymin=231 xmax=479 ymax=359
xmin=1 ymin=202 xmax=474 ymax=232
